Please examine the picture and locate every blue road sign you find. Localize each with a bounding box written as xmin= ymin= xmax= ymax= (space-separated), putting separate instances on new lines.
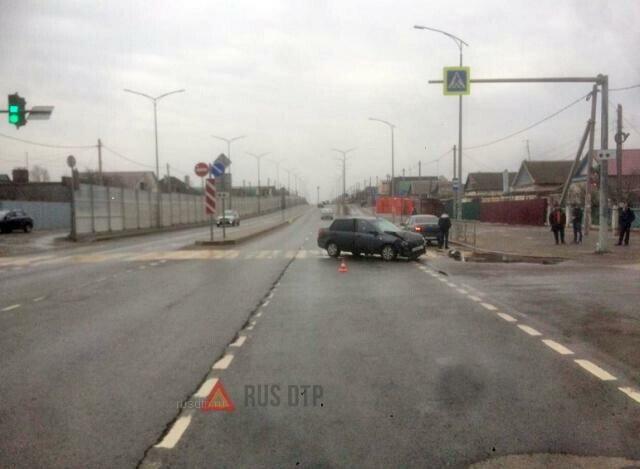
xmin=210 ymin=161 xmax=225 ymax=177
xmin=443 ymin=67 xmax=470 ymax=96
xmin=452 ymin=177 xmax=460 ymax=192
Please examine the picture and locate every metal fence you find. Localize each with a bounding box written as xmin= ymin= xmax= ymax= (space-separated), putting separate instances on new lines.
xmin=0 ymin=200 xmax=70 ymax=230
xmin=73 ymin=184 xmax=305 ymax=236
xmin=451 ymin=220 xmax=477 ymax=250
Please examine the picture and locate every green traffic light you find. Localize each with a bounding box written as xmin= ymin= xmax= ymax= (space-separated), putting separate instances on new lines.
xmin=9 ymin=114 xmax=19 ymax=124
xmin=9 ymin=105 xmax=18 ymax=113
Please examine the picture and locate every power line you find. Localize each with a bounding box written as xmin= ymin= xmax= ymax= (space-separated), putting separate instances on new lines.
xmin=101 ymin=143 xmax=155 ymax=170
xmin=464 ymin=91 xmax=592 ymax=151
xmin=610 ymin=84 xmax=640 ymax=92
xmin=0 ymin=132 xmax=96 ymax=149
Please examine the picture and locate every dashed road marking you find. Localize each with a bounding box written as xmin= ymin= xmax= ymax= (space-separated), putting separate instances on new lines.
xmin=438 ymin=278 xmax=447 ymax=283
xmin=155 ymin=413 xmax=193 ymax=449
xmin=619 ymin=387 xmax=640 ymax=404
xmin=195 ymin=377 xmax=219 ymax=398
xmin=480 ymin=302 xmax=498 ymax=311
xmin=149 ymin=262 xmax=159 ymax=266
xmin=262 ymin=300 xmax=270 ymax=307
xmin=468 ymin=295 xmax=482 ymax=302
xmin=255 ymin=311 xmax=263 ymax=318
xmin=456 ymin=289 xmax=468 ymax=294
xmin=2 ymin=304 xmax=21 ymax=312
xmin=230 ymin=335 xmax=247 ymax=347
xmin=446 ymin=282 xmax=457 ymax=288
xmin=212 ymin=354 xmax=234 ymax=370
xmin=246 ymin=324 xmax=254 ymax=331
xmin=32 ymin=296 xmax=46 ymax=302
xmin=542 ymin=339 xmax=574 ymax=355
xmin=517 ymin=325 xmax=542 ymax=336
xmin=575 ymin=359 xmax=617 ymax=381
xmin=159 ymin=260 xmax=167 ymax=264
xmin=497 ymin=312 xmax=517 ymax=322
xmin=139 ymin=266 xmax=147 ymax=270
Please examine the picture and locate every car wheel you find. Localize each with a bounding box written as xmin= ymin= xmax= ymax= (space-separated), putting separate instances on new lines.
xmin=326 ymin=242 xmax=340 ymax=258
xmin=24 ymin=224 xmax=32 ymax=233
xmin=381 ymin=245 xmax=397 ymax=261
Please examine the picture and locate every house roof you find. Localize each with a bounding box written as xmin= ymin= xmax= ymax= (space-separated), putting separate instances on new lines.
xmin=465 ymin=172 xmax=516 ymax=192
xmin=608 ymin=149 xmax=640 ymax=175
xmin=517 ymin=160 xmax=574 ymax=186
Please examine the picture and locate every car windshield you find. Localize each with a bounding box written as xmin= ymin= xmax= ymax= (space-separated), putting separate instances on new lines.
xmin=0 ymin=210 xmax=9 ymax=218
xmin=372 ymin=218 xmax=401 ymax=233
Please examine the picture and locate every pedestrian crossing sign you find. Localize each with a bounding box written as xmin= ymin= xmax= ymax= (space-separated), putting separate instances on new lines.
xmin=443 ymin=67 xmax=470 ymax=95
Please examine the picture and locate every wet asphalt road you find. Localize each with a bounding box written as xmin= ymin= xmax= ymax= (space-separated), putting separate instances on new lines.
xmin=2 ymin=207 xmax=640 ymax=468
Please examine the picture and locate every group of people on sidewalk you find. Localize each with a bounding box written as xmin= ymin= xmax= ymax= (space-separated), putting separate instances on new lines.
xmin=548 ymin=202 xmax=636 ymax=246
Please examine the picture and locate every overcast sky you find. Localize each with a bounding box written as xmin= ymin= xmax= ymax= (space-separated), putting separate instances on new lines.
xmin=1 ymin=0 xmax=639 ymax=200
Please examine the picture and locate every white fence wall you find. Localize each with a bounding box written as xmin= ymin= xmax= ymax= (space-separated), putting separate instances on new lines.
xmin=73 ymin=184 xmax=305 ymax=235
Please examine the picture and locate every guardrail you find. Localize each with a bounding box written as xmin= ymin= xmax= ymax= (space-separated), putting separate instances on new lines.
xmin=451 ymin=220 xmax=477 ymax=250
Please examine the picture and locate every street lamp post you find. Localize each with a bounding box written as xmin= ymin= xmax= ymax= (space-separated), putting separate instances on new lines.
xmin=268 ymin=157 xmax=286 ymax=193
xmin=414 ymin=25 xmax=468 ymax=219
xmin=332 ymin=148 xmax=356 ymax=214
xmin=124 ymin=87 xmax=185 ymax=227
xmin=246 ymin=152 xmax=270 ymax=215
xmin=212 ymin=134 xmax=246 ymax=209
xmin=369 ymin=117 xmax=396 ymax=221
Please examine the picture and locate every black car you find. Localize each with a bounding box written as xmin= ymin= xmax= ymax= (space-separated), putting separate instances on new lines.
xmin=0 ymin=209 xmax=34 ymax=233
xmin=403 ymin=214 xmax=440 ymax=244
xmin=317 ymin=216 xmax=425 ymax=261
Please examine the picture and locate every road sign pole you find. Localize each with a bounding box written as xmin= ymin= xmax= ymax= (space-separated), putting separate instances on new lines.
xmin=222 ymin=195 xmax=226 ymax=240
xmin=597 ymin=75 xmax=609 ymax=253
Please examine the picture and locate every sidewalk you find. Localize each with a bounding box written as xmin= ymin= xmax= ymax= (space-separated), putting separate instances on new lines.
xmin=453 ymin=222 xmax=640 ymax=265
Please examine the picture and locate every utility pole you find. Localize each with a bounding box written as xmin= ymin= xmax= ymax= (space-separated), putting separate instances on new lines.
xmin=525 ymin=139 xmax=532 ymax=160
xmin=317 ymin=185 xmax=320 ymax=206
xmin=597 ymin=74 xmax=609 ymax=253
xmin=332 ymin=148 xmax=355 ymax=214
xmin=584 ymin=85 xmax=598 ymax=236
xmin=418 ymin=160 xmax=422 ymax=177
xmin=615 ymin=104 xmax=629 ymax=204
xmin=97 ymin=138 xmax=103 ymax=185
xmin=453 ymin=145 xmax=457 ymax=218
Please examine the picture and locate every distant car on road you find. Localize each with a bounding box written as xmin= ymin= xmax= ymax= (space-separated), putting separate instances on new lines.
xmin=216 ymin=209 xmax=240 ymax=227
xmin=317 ymin=216 xmax=425 ymax=261
xmin=403 ymin=214 xmax=440 ymax=245
xmin=0 ymin=209 xmax=34 ymax=233
xmin=320 ymin=207 xmax=334 ymax=220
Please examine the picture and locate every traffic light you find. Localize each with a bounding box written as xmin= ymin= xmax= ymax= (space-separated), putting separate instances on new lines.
xmin=8 ymin=93 xmax=26 ymax=128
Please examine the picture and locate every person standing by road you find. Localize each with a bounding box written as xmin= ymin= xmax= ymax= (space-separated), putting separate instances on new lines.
xmin=438 ymin=212 xmax=451 ymax=249
xmin=571 ymin=203 xmax=583 ymax=244
xmin=617 ymin=202 xmax=636 ymax=246
xmin=549 ymin=203 xmax=566 ymax=245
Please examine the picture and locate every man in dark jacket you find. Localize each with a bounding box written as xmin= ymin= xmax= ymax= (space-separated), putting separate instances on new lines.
xmin=549 ymin=204 xmax=566 ymax=244
xmin=617 ymin=202 xmax=636 ymax=246
xmin=571 ymin=203 xmax=583 ymax=244
xmin=438 ymin=212 xmax=452 ymax=249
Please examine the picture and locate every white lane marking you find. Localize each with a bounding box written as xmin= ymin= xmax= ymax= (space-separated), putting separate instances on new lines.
xmin=619 ymin=387 xmax=640 ymax=404
xmin=212 ymin=354 xmax=234 ymax=370
xmin=267 ymin=292 xmax=274 ymax=299
xmin=155 ymin=413 xmax=193 ymax=449
xmin=244 ymin=252 xmax=256 ymax=259
xmin=456 ymin=289 xmax=468 ymax=294
xmin=194 ymin=377 xmax=219 ymax=398
xmin=159 ymin=260 xmax=167 ymax=264
xmin=468 ymin=295 xmax=482 ymax=302
xmin=438 ymin=278 xmax=447 ymax=282
xmin=139 ymin=266 xmax=147 ymax=270
xmin=230 ymin=335 xmax=247 ymax=347
xmin=517 ymin=325 xmax=542 ymax=336
xmin=480 ymin=302 xmax=498 ymax=311
xmin=262 ymin=300 xmax=270 ymax=307
xmin=461 ymin=283 xmax=474 ymax=290
xmin=497 ymin=312 xmax=517 ymax=322
xmin=32 ymin=296 xmax=46 ymax=302
xmin=446 ymin=282 xmax=457 ymax=288
xmin=542 ymin=339 xmax=574 ymax=355
xmin=255 ymin=312 xmax=263 ymax=318
xmin=149 ymin=262 xmax=159 ymax=266
xmin=246 ymin=325 xmax=254 ymax=331
xmin=575 ymin=359 xmax=617 ymax=381
xmin=2 ymin=304 xmax=21 ymax=312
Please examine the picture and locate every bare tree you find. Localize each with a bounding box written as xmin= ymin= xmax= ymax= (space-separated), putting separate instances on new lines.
xmin=31 ymin=165 xmax=50 ymax=182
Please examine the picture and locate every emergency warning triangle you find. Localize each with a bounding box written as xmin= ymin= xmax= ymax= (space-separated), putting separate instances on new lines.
xmin=202 ymin=379 xmax=235 ymax=412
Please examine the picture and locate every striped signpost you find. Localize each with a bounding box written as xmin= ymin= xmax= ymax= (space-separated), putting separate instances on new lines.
xmin=205 ymin=178 xmax=216 ymax=241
